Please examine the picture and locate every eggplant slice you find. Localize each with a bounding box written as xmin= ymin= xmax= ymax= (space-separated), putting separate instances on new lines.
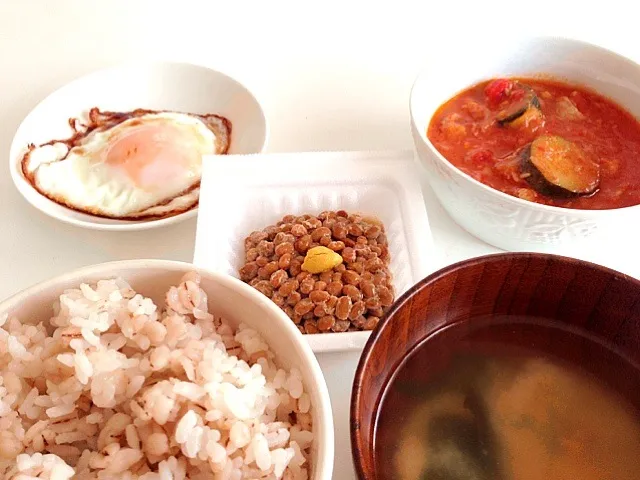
xmin=496 ymin=84 xmax=541 ymax=126
xmin=521 ymin=135 xmax=600 ymax=198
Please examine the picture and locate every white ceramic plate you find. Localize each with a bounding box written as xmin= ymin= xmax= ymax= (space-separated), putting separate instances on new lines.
xmin=194 ymin=150 xmax=438 ymax=353
xmin=9 ymin=62 xmax=268 ymax=231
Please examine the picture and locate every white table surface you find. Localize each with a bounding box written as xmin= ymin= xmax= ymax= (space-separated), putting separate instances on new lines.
xmin=1 ymin=2 xmax=640 ymax=478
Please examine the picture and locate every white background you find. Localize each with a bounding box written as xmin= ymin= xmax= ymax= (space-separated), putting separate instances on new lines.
xmin=1 ymin=2 xmax=639 ymax=478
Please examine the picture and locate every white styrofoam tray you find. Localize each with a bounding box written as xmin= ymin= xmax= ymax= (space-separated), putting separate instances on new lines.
xmin=194 ymin=150 xmax=437 ymax=352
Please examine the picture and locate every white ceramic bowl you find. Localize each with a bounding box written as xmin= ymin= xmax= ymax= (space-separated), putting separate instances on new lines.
xmin=410 ymin=36 xmax=640 ymax=253
xmin=9 ymin=62 xmax=268 ymax=231
xmin=0 ymin=259 xmax=333 ymax=479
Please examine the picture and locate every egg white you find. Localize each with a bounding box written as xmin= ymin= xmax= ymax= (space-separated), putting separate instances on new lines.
xmin=24 ymin=112 xmax=217 ymax=219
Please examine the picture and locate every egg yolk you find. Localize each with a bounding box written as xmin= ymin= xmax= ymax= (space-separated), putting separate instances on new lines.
xmin=104 ymin=123 xmax=200 ymax=190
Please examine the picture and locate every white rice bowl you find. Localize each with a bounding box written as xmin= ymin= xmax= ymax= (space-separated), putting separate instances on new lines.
xmin=0 ymin=272 xmax=313 ymax=479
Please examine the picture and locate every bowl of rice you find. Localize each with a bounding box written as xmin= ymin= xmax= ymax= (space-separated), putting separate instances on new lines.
xmin=0 ymin=259 xmax=333 ymax=479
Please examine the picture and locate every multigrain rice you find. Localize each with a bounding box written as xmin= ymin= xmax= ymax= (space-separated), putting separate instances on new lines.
xmin=0 ymin=272 xmax=312 ymax=479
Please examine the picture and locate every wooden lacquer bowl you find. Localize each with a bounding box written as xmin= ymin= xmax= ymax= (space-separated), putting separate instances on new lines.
xmin=350 ymin=252 xmax=640 ymax=479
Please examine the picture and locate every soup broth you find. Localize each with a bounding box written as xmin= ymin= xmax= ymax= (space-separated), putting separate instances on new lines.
xmin=374 ymin=316 xmax=640 ymax=480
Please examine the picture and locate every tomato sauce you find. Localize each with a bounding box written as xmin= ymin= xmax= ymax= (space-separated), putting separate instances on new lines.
xmin=427 ymin=78 xmax=640 ymax=209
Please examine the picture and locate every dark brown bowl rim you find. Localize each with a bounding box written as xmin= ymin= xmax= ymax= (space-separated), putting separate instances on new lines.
xmin=349 ymin=251 xmax=640 ymax=480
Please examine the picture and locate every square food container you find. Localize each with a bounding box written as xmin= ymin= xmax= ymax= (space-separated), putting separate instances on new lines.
xmin=194 ymin=150 xmax=438 ymax=352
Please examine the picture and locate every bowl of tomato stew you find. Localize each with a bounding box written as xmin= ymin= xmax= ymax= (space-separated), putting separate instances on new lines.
xmin=410 ymin=36 xmax=640 ymax=252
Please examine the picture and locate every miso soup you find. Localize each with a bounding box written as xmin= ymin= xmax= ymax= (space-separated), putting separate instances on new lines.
xmin=374 ymin=316 xmax=640 ymax=480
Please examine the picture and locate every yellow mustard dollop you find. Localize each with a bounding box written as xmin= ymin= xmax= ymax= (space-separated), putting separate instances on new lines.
xmin=301 ymin=246 xmax=344 ymax=274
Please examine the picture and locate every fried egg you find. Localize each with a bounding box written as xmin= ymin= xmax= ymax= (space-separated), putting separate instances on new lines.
xmin=21 ymin=108 xmax=231 ymax=219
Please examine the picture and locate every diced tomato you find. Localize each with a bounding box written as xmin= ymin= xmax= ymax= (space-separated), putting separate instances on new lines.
xmin=484 ymin=78 xmax=514 ymax=105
